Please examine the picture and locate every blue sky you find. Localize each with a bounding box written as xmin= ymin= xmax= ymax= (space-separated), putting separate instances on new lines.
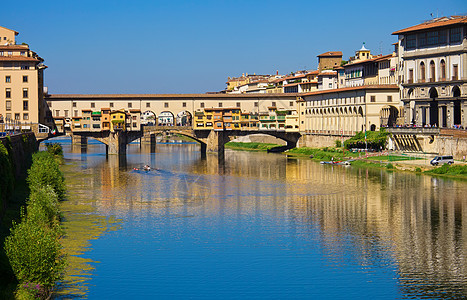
xmin=3 ymin=0 xmax=466 ymax=94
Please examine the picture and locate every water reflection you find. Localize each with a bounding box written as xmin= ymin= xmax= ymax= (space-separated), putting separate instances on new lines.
xmin=57 ymin=139 xmax=467 ymax=299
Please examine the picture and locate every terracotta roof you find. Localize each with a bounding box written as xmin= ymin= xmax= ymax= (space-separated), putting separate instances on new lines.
xmin=0 ymin=56 xmax=40 ymax=62
xmin=283 ymin=83 xmax=300 ymax=87
xmin=81 ymin=109 xmax=92 ymax=112
xmin=318 ymin=51 xmax=343 ymax=57
xmin=392 ymin=16 xmax=467 ymax=35
xmin=318 ymin=71 xmax=337 ymax=76
xmin=129 ymin=109 xmax=141 ymax=113
xmin=306 ymin=70 xmax=319 ymax=75
xmin=0 ymin=45 xmax=29 ymax=50
xmin=299 ymin=84 xmax=399 ymax=98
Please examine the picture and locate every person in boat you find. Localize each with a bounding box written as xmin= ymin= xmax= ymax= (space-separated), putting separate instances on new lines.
xmin=143 ymin=165 xmax=151 ymax=171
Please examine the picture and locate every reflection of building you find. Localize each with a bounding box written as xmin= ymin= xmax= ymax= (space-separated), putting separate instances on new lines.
xmin=393 ymin=16 xmax=466 ymax=128
xmin=0 ymin=26 xmax=50 ymax=127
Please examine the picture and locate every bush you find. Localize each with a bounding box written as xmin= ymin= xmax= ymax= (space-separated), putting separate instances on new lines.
xmin=27 ymin=186 xmax=60 ymax=227
xmin=344 ymin=129 xmax=390 ymax=150
xmin=4 ymin=216 xmax=65 ymax=295
xmin=335 ymin=140 xmax=342 ymax=148
xmin=415 ymin=167 xmax=422 ymax=173
xmin=27 ymin=152 xmax=65 ymax=200
xmin=386 ymin=163 xmax=394 ymax=169
xmin=45 ymin=143 xmax=63 ymax=158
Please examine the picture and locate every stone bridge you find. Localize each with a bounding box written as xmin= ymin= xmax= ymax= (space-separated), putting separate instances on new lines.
xmin=143 ymin=126 xmax=302 ymax=155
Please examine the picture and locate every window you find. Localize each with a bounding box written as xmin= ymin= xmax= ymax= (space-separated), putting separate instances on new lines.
xmin=15 ymin=113 xmax=20 ymax=120
xmin=289 ymin=101 xmax=294 ymax=106
xmin=440 ymin=60 xmax=446 ymax=81
xmin=271 ymin=101 xmax=276 ymax=107
xmin=218 ymin=102 xmax=223 ymax=108
xmin=439 ymin=30 xmax=447 ymax=44
xmin=6 ymin=113 xmax=11 ymax=119
xmin=164 ymin=102 xmax=169 ymax=108
xmin=133 ymin=123 xmax=137 ymax=128
xmin=23 ymin=113 xmax=29 ymax=120
xmin=450 ymin=27 xmax=461 ymax=43
xmin=6 ymin=88 xmax=11 ymax=98
xmin=6 ymin=101 xmax=11 ymax=111
xmin=236 ymin=102 xmax=241 ymax=108
xmin=74 ymin=110 xmax=78 ymax=117
xmin=408 ymin=69 xmax=414 ymax=83
xmin=254 ymin=102 xmax=258 ymax=107
xmin=73 ymin=102 xmax=77 ymax=107
xmin=370 ymin=96 xmax=376 ymax=102
xmin=23 ymin=101 xmax=28 ymax=110
xmin=452 ymin=64 xmax=458 ymax=80
xmin=418 ymin=32 xmax=427 ymax=47
xmin=329 ymin=83 xmax=332 ymax=88
xmin=23 ymin=88 xmax=28 ymax=98
xmin=20 ymin=64 xmax=29 ymax=70
xmin=406 ymin=34 xmax=416 ymax=49
xmin=132 ymin=115 xmax=137 ymax=120
xmin=200 ymin=102 xmax=204 ymax=108
xmin=20 ymin=51 xmax=25 ymax=56
xmin=387 ymin=96 xmax=392 ymax=102
xmin=23 ymin=75 xmax=28 ymax=83
xmin=110 ymin=102 xmax=114 ymax=108
xmin=420 ymin=62 xmax=425 ymax=82
xmin=5 ymin=76 xmax=10 ymax=83
xmin=65 ymin=110 xmax=69 ymax=117
xmin=91 ymin=103 xmax=95 ymax=108
xmin=430 ymin=61 xmax=435 ymax=82
xmin=146 ymin=102 xmax=150 ymax=108
xmin=182 ymin=102 xmax=186 ymax=107
xmin=427 ymin=31 xmax=439 ymax=45
xmin=128 ymin=102 xmax=132 ymax=108
xmin=55 ymin=110 xmax=60 ymax=117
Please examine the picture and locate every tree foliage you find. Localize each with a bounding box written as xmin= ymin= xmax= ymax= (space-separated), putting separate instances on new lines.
xmin=344 ymin=129 xmax=390 ymax=150
xmin=27 ymin=152 xmax=65 ymax=200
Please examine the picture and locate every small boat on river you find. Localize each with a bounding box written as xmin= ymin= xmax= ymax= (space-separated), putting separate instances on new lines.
xmin=320 ymin=160 xmax=351 ymax=165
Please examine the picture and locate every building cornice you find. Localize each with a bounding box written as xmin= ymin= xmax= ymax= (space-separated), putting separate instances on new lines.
xmin=402 ymin=79 xmax=465 ymax=88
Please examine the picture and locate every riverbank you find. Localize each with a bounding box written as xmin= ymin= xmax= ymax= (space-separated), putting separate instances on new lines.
xmin=225 ymin=142 xmax=283 ymax=151
xmin=227 ymin=142 xmax=467 ymax=179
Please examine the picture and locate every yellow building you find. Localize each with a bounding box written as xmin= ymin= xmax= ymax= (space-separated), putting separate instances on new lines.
xmin=0 ymin=26 xmax=49 ymax=129
xmin=110 ymin=110 xmax=126 ymax=131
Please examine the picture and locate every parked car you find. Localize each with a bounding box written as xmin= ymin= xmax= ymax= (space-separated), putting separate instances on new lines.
xmin=430 ymin=155 xmax=454 ymax=166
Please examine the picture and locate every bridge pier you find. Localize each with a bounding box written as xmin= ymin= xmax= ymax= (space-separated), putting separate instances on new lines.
xmin=107 ymin=131 xmax=128 ymax=155
xmin=72 ymin=134 xmax=87 ymax=145
xmin=207 ymin=130 xmax=230 ymax=155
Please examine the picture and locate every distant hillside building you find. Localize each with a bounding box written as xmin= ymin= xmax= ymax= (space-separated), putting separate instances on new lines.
xmin=317 ymin=51 xmax=343 ymax=72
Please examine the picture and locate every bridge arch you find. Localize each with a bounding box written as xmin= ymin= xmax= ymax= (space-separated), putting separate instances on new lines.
xmin=141 ymin=110 xmax=157 ymax=126
xmin=157 ymin=111 xmax=175 ymax=126
xmin=176 ymin=110 xmax=193 ymax=127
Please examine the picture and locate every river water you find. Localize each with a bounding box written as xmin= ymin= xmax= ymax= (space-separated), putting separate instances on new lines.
xmin=54 ymin=138 xmax=467 ymax=299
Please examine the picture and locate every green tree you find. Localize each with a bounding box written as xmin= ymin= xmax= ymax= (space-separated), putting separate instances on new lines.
xmin=27 ymin=152 xmax=65 ymax=200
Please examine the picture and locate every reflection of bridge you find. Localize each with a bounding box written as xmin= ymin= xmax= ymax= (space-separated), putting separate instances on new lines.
xmin=66 ymin=126 xmax=301 ymax=155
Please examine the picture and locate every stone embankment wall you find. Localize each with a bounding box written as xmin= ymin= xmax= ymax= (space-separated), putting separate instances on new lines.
xmin=437 ymin=136 xmax=467 ymax=159
xmin=0 ymin=133 xmax=38 ymax=179
xmin=0 ymin=133 xmax=38 ymax=217
xmin=298 ymin=134 xmax=347 ymax=148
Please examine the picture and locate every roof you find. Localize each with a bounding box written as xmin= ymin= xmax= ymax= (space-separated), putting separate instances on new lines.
xmin=318 ymin=51 xmax=343 ymax=57
xmin=129 ymin=109 xmax=141 ymax=113
xmin=283 ymin=83 xmax=300 ymax=87
xmin=299 ymin=84 xmax=399 ymax=98
xmin=0 ymin=56 xmax=40 ymax=62
xmin=0 ymin=45 xmax=29 ymax=50
xmin=46 ymin=93 xmax=300 ymax=100
xmin=318 ymin=71 xmax=337 ymax=76
xmin=306 ymin=70 xmax=319 ymax=75
xmin=392 ymin=15 xmax=467 ymax=35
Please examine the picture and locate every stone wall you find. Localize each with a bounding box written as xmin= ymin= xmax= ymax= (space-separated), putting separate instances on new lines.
xmin=0 ymin=133 xmax=38 ymax=179
xmin=437 ymin=136 xmax=467 ymax=159
xmin=298 ymin=134 xmax=343 ymax=148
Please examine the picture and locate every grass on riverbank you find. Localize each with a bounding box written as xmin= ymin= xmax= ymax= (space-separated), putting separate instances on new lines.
xmin=225 ymin=142 xmax=282 ymax=151
xmin=424 ymin=164 xmax=467 ymax=176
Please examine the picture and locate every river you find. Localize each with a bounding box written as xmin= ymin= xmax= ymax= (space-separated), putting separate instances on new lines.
xmin=53 ymin=137 xmax=467 ymax=299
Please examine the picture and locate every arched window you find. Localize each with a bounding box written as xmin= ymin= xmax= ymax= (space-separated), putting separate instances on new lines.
xmin=430 ymin=61 xmax=435 ymax=82
xmin=420 ymin=62 xmax=426 ymax=82
xmin=440 ymin=60 xmax=446 ymax=81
